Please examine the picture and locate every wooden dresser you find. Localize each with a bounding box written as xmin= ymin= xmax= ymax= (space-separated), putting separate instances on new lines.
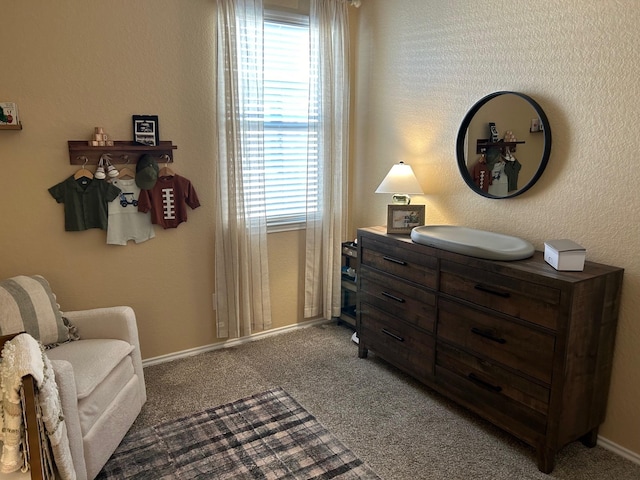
xmin=356 ymin=226 xmax=623 ymax=473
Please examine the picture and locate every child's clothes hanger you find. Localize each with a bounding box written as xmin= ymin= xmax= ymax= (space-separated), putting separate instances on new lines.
xmin=158 ymin=154 xmax=175 ymax=177
xmin=117 ymin=155 xmax=135 ymax=179
xmin=74 ymin=157 xmax=94 ymax=180
xmin=118 ymin=166 xmax=136 ymax=179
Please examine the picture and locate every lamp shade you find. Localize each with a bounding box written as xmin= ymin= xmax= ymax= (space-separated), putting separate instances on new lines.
xmin=375 ymin=162 xmax=424 ymax=195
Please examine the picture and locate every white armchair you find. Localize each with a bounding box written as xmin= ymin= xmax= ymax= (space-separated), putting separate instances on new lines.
xmin=0 ymin=276 xmax=146 ymax=480
xmin=47 ymin=306 xmax=147 ymax=480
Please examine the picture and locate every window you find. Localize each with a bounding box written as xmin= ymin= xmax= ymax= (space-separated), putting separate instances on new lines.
xmin=259 ymin=13 xmax=318 ymax=230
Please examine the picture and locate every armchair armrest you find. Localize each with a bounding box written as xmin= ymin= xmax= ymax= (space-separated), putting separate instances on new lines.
xmin=50 ymin=359 xmax=88 ymax=480
xmin=64 ymin=306 xmax=139 ymax=345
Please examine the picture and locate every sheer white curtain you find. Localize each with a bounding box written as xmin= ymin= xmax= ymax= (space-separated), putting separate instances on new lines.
xmin=304 ymin=0 xmax=350 ymax=320
xmin=214 ymin=0 xmax=350 ymax=335
xmin=214 ymin=0 xmax=272 ymax=338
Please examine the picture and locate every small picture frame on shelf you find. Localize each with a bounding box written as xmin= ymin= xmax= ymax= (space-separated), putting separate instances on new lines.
xmin=386 ymin=204 xmax=425 ymax=234
xmin=0 ymin=102 xmax=19 ymax=126
xmin=132 ymin=115 xmax=159 ymax=146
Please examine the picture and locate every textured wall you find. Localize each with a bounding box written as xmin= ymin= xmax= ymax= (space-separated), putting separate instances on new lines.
xmin=351 ymin=0 xmax=640 ymax=456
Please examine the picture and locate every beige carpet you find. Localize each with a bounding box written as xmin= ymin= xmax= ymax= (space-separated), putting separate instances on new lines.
xmin=134 ymin=323 xmax=640 ymax=479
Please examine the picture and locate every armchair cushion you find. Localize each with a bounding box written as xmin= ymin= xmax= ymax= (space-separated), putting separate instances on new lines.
xmin=46 ymin=339 xmax=133 ymax=399
xmin=0 ymin=275 xmax=76 ymax=346
xmin=47 ymin=339 xmax=135 ymax=436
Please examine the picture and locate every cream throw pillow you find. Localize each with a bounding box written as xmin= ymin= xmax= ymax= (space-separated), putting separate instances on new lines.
xmin=0 ymin=275 xmax=74 ymax=347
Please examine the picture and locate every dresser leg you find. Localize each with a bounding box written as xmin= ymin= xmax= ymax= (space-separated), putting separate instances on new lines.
xmin=580 ymin=427 xmax=599 ymax=448
xmin=358 ymin=344 xmax=368 ymax=358
xmin=536 ymin=446 xmax=555 ymax=474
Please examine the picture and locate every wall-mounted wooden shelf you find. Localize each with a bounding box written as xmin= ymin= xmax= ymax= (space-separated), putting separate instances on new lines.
xmin=476 ymin=138 xmax=525 ymax=154
xmin=0 ymin=123 xmax=22 ymax=130
xmin=68 ymin=140 xmax=176 ymax=165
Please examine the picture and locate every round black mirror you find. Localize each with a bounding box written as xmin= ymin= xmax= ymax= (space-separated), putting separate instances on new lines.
xmin=456 ymin=91 xmax=551 ymax=198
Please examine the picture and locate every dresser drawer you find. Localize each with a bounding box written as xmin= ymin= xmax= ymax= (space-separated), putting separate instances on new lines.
xmin=437 ymin=342 xmax=550 ymax=415
xmin=438 ymin=298 xmax=555 ymax=384
xmin=359 ymin=304 xmax=435 ymax=382
xmin=435 ymin=365 xmax=547 ymax=445
xmin=440 ymin=260 xmax=561 ymax=330
xmin=360 ymin=236 xmax=437 ymax=289
xmin=359 ymin=265 xmax=436 ymax=333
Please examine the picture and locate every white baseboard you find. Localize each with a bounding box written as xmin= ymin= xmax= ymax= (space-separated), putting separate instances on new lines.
xmin=598 ymin=435 xmax=640 ymax=465
xmin=142 ymin=317 xmax=332 ymax=367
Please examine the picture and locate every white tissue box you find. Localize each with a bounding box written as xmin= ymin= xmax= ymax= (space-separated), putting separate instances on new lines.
xmin=544 ymin=239 xmax=586 ymax=271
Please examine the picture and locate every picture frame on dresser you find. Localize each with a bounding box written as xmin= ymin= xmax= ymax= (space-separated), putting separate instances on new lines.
xmin=386 ymin=204 xmax=425 ymax=234
xmin=132 ymin=115 xmax=159 ymax=146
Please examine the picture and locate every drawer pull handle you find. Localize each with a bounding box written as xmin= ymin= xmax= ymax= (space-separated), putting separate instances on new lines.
xmin=383 ymin=256 xmax=407 ymax=266
xmin=471 ymin=327 xmax=507 ymax=344
xmin=381 ymin=291 xmax=405 ymax=303
xmin=468 ymin=373 xmax=503 ymax=393
xmin=474 ymin=284 xmax=511 ymax=298
xmin=382 ymin=328 xmax=405 ymax=342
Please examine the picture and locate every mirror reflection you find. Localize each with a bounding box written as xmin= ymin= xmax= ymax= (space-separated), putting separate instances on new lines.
xmin=456 ymin=92 xmax=551 ymax=199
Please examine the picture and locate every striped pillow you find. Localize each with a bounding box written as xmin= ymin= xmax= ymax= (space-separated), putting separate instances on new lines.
xmin=0 ymin=275 xmax=72 ymax=346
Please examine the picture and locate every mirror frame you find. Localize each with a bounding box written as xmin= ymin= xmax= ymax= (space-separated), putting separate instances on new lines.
xmin=456 ymin=91 xmax=552 ymax=199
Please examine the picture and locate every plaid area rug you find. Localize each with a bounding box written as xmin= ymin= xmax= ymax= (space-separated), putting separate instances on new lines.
xmin=97 ymin=387 xmax=379 ymax=479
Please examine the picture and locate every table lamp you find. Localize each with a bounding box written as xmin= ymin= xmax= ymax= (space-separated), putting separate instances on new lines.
xmin=375 ymin=161 xmax=424 ymax=204
xmin=375 ymin=162 xmax=425 ymax=234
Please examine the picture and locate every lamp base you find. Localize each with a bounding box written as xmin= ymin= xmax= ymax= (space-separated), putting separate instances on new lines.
xmin=391 ymin=194 xmax=411 ymax=205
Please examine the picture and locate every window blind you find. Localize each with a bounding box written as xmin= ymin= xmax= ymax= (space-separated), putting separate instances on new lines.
xmin=260 ymin=15 xmax=318 ymax=229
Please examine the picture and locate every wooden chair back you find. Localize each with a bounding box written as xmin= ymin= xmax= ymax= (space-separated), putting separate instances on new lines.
xmin=1 ymin=333 xmax=45 ymax=480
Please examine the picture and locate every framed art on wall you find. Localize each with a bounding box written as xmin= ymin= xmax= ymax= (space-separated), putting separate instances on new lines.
xmin=132 ymin=115 xmax=159 ymax=146
xmin=386 ymin=204 xmax=425 ymax=234
xmin=0 ymin=102 xmax=19 ymax=126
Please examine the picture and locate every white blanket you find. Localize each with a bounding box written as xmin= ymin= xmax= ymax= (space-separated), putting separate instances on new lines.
xmin=0 ymin=334 xmax=76 ymax=479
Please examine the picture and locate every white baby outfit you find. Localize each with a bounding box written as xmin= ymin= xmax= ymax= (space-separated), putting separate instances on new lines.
xmin=107 ymin=178 xmax=155 ymax=245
